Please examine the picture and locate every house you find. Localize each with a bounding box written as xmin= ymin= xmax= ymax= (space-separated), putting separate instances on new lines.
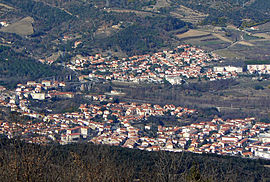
xmin=242 ymin=152 xmax=253 ymax=158
xmin=221 ymin=136 xmax=238 ymax=143
xmin=42 ymin=80 xmax=51 ymax=87
xmin=254 ymin=151 xmax=270 ymax=159
xmin=30 ymin=93 xmax=45 ymax=100
xmin=27 ymin=81 xmax=37 ymax=86
xmin=0 ymin=21 xmax=8 ymax=27
xmin=49 ymin=92 xmax=74 ymax=99
xmin=80 ymin=127 xmax=90 ymax=137
xmin=213 ymin=66 xmax=243 ymax=74
xmin=247 ymin=64 xmax=270 ymax=74
xmin=145 ymin=125 xmax=151 ymax=130
xmin=165 ymin=76 xmax=182 ymax=85
xmin=67 ymin=133 xmax=81 ymax=142
xmin=165 ymin=139 xmax=174 ymax=149
xmin=0 ymin=86 xmax=6 ymax=91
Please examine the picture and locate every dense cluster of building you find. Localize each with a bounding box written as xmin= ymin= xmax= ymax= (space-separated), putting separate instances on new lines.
xmin=15 ymin=80 xmax=73 ymax=101
xmin=86 ymin=115 xmax=270 ymax=159
xmin=66 ymin=45 xmax=243 ymax=84
xmin=0 ymin=88 xmax=270 ymax=159
xmin=1 ymin=45 xmax=270 ymax=160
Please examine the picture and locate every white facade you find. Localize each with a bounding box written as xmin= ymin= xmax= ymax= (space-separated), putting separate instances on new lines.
xmin=255 ymin=151 xmax=270 ymax=159
xmin=247 ymin=64 xmax=270 ymax=74
xmin=42 ymin=80 xmax=51 ymax=87
xmin=258 ymin=133 xmax=270 ymax=143
xmin=30 ymin=93 xmax=45 ymax=100
xmin=165 ymin=76 xmax=182 ymax=85
xmin=213 ymin=66 xmax=243 ymax=73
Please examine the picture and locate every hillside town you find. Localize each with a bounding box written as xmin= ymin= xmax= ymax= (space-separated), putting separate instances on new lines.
xmin=66 ymin=45 xmax=245 ymax=84
xmin=65 ymin=44 xmax=270 ymax=85
xmin=0 ymin=44 xmax=270 ymax=160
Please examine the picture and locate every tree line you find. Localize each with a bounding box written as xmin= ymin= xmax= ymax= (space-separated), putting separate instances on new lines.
xmin=0 ymin=137 xmax=270 ymax=182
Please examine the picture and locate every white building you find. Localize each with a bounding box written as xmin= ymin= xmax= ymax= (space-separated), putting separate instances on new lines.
xmin=213 ymin=66 xmax=243 ymax=74
xmin=258 ymin=133 xmax=270 ymax=143
xmin=255 ymin=151 xmax=270 ymax=159
xmin=42 ymin=80 xmax=51 ymax=87
xmin=30 ymin=93 xmax=45 ymax=100
xmin=0 ymin=21 xmax=9 ymax=27
xmin=247 ymin=64 xmax=270 ymax=74
xmin=165 ymin=76 xmax=182 ymax=85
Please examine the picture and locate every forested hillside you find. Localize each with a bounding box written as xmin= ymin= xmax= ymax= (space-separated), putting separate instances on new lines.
xmin=1 ymin=0 xmax=269 ymax=64
xmin=170 ymin=0 xmax=270 ymax=27
xmin=0 ymin=0 xmax=189 ymax=60
xmin=1 ymin=138 xmax=270 ymax=182
xmin=0 ymin=46 xmax=68 ymax=88
xmin=1 ymin=0 xmax=74 ymax=32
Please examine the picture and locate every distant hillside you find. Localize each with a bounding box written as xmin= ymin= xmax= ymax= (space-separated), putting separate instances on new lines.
xmin=80 ymin=0 xmax=270 ymax=27
xmin=169 ymin=0 xmax=270 ymax=27
xmin=0 ymin=0 xmax=189 ymax=60
xmin=0 ymin=0 xmax=269 ymax=65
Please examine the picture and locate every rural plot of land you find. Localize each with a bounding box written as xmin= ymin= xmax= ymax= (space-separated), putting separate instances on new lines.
xmin=252 ymin=33 xmax=270 ymax=40
xmin=213 ymin=49 xmax=242 ymax=59
xmin=171 ymin=5 xmax=208 ymax=25
xmin=143 ymin=0 xmax=170 ymax=12
xmin=183 ymin=37 xmax=229 ymax=50
xmin=176 ymin=30 xmax=230 ymax=51
xmin=0 ymin=3 xmax=14 ymax=9
xmin=237 ymin=41 xmax=254 ymax=46
xmin=212 ymin=33 xmax=232 ymax=43
xmin=213 ymin=33 xmax=254 ymax=46
xmin=176 ymin=29 xmax=211 ymax=39
xmin=104 ymin=9 xmax=154 ymax=17
xmin=176 ymin=28 xmax=257 ymax=54
xmin=0 ymin=2 xmax=14 ymax=17
xmin=0 ymin=17 xmax=34 ymax=36
xmin=176 ymin=29 xmax=233 ymax=42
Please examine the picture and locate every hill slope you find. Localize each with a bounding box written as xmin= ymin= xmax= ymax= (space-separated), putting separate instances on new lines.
xmin=1 ymin=138 xmax=270 ymax=182
xmin=0 ymin=0 xmax=189 ymax=59
xmin=0 ymin=46 xmax=68 ymax=88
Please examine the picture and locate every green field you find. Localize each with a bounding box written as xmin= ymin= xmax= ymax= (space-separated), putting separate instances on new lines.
xmin=0 ymin=17 xmax=34 ymax=36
